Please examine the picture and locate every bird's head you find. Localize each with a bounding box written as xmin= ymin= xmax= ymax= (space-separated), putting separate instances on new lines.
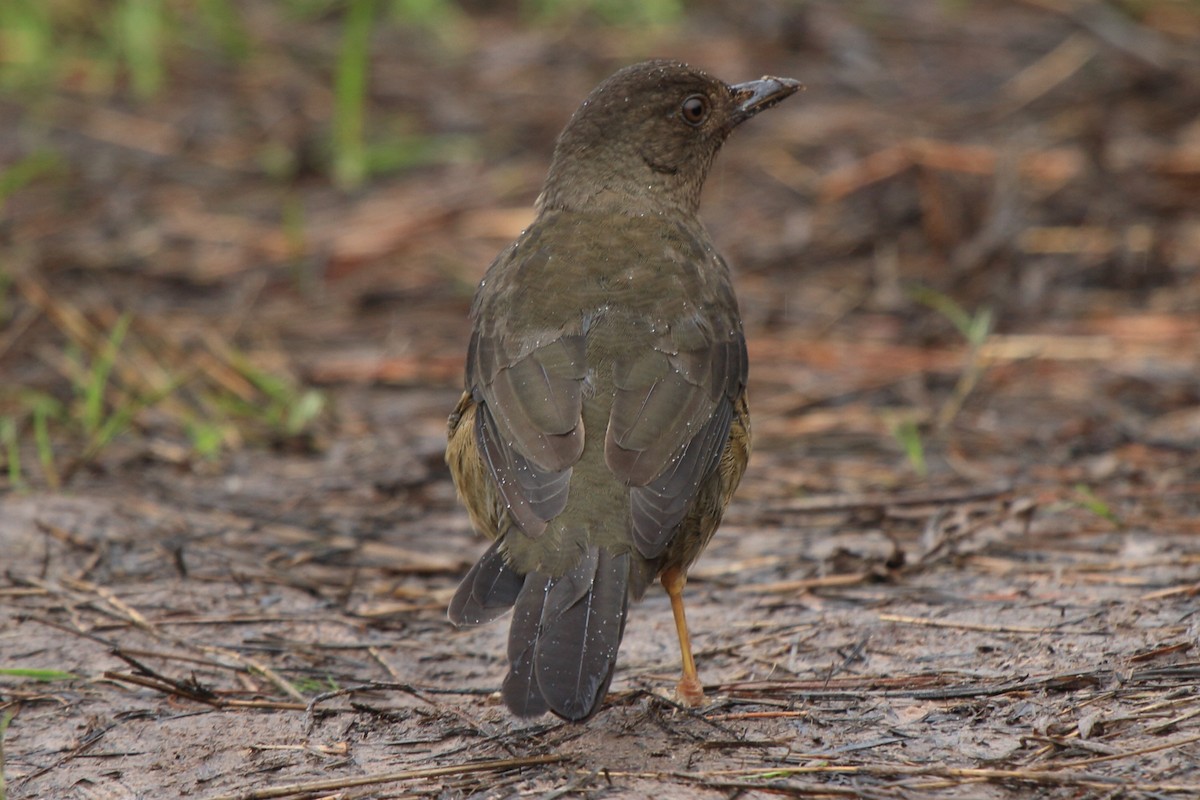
xmin=538 ymin=60 xmax=801 ymax=216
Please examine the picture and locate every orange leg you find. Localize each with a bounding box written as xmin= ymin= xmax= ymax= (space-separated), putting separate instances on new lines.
xmin=661 ymin=565 xmax=705 ymax=706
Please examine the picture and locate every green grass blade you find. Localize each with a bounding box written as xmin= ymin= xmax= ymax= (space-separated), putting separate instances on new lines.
xmin=285 ymin=389 xmax=325 ymax=435
xmin=0 ymin=668 xmax=79 ymax=681
xmin=892 ymin=418 xmax=927 ymax=478
xmin=0 ymin=0 xmax=54 ymax=90
xmin=332 ymin=0 xmax=379 ymax=188
xmin=1073 ymin=483 xmax=1121 ymax=525
xmin=115 ymin=0 xmax=165 ymax=97
xmin=82 ymin=368 xmax=188 ymax=459
xmin=82 ymin=313 xmax=132 ymax=436
xmin=966 ymin=306 xmax=994 ymax=347
xmin=908 ymin=284 xmax=973 ymax=338
xmin=0 ymin=417 xmax=22 ymax=488
xmin=32 ymin=400 xmax=59 ymax=488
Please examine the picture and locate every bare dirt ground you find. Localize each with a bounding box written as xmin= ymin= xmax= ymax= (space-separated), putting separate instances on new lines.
xmin=3 ymin=2 xmax=1200 ymax=798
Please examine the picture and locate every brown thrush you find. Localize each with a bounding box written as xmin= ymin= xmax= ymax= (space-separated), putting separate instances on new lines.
xmin=446 ymin=60 xmax=800 ymax=720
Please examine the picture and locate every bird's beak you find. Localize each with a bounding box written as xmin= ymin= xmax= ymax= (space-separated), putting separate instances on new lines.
xmin=729 ymin=76 xmax=803 ymax=122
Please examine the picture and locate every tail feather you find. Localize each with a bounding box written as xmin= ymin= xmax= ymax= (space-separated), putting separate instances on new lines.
xmin=502 ymin=572 xmax=552 ymax=717
xmin=535 ymin=548 xmax=629 ymax=720
xmin=500 ymin=546 xmax=630 ymax=721
xmin=448 ymin=540 xmax=524 ymax=626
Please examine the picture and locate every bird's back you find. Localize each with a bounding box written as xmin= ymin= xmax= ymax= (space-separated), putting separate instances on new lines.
xmin=470 ymin=209 xmax=743 ymax=579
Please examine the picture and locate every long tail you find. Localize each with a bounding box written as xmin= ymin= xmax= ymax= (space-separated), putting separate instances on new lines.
xmin=449 ymin=541 xmax=630 ymax=721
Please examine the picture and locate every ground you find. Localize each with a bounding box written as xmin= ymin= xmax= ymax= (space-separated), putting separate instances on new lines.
xmin=2 ymin=1 xmax=1200 ymax=798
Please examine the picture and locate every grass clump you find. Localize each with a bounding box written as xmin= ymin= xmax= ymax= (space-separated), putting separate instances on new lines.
xmin=0 ymin=277 xmax=327 ymax=490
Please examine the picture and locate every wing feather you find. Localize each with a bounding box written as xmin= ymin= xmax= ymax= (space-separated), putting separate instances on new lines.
xmin=606 ymin=318 xmax=747 ymax=558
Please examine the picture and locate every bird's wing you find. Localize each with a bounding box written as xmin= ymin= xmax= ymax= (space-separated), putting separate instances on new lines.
xmin=468 ymin=324 xmax=587 ymax=539
xmin=605 ymin=311 xmax=748 ymax=558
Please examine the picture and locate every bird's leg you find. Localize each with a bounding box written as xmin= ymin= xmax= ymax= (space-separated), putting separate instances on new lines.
xmin=660 ymin=565 xmax=705 ymax=706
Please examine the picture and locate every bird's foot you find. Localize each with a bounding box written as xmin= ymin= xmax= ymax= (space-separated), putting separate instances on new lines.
xmin=675 ymin=674 xmax=706 ymax=707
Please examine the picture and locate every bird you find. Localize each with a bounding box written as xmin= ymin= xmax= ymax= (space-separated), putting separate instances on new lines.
xmin=445 ymin=59 xmax=800 ymax=721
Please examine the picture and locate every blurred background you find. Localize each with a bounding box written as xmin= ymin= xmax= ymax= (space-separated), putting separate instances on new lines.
xmin=1 ymin=0 xmax=1198 ymax=498
xmin=4 ymin=6 xmax=1200 ymax=795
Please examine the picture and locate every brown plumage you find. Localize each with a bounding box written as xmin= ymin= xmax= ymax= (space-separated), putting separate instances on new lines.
xmin=446 ymin=60 xmax=800 ymax=721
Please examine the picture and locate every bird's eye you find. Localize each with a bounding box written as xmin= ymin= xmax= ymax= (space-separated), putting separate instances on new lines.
xmin=680 ymin=94 xmax=710 ymax=126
